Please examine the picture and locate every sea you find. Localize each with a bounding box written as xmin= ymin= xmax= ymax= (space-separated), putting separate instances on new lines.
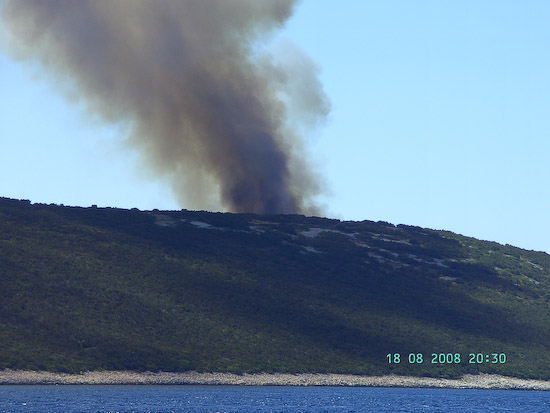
xmin=1 ymin=385 xmax=549 ymax=412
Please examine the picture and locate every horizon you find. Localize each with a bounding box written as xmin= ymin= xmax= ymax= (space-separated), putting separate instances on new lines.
xmin=2 ymin=195 xmax=548 ymax=255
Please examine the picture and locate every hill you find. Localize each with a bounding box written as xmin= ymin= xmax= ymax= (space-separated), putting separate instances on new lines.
xmin=1 ymin=197 xmax=549 ymax=379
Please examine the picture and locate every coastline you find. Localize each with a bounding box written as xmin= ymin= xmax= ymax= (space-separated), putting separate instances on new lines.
xmin=1 ymin=371 xmax=549 ymax=390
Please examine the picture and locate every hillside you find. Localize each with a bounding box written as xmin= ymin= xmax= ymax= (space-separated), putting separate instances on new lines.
xmin=1 ymin=197 xmax=549 ymax=379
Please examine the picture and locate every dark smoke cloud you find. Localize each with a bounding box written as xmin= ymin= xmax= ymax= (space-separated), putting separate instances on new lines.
xmin=1 ymin=0 xmax=329 ymax=214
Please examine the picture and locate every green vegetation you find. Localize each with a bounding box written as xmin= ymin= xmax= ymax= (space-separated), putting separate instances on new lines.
xmin=1 ymin=197 xmax=549 ymax=379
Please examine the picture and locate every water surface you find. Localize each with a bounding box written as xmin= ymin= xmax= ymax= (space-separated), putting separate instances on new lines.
xmin=1 ymin=385 xmax=549 ymax=412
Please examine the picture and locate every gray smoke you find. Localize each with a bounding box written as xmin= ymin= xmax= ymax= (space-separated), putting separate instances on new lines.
xmin=1 ymin=0 xmax=329 ymax=214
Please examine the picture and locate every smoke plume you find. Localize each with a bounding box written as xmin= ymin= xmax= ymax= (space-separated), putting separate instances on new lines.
xmin=1 ymin=0 xmax=329 ymax=214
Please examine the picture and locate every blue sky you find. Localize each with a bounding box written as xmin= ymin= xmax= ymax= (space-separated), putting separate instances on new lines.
xmin=1 ymin=1 xmax=549 ymax=253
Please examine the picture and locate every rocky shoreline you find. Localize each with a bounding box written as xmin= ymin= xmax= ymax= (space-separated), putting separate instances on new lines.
xmin=1 ymin=371 xmax=549 ymax=390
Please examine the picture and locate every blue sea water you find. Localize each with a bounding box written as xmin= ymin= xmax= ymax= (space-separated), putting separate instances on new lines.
xmin=0 ymin=385 xmax=549 ymax=412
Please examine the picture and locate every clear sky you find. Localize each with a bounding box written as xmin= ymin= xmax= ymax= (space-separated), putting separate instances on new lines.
xmin=1 ymin=0 xmax=549 ymax=253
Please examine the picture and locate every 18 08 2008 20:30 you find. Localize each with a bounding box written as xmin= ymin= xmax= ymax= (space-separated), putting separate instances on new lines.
xmin=387 ymin=353 xmax=507 ymax=364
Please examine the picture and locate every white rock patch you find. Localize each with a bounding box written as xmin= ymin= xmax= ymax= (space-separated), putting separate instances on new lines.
xmin=302 ymin=246 xmax=322 ymax=254
xmin=379 ymin=237 xmax=411 ymax=245
xmin=151 ymin=214 xmax=178 ymax=227
xmin=190 ymin=221 xmax=223 ymax=230
xmin=433 ymin=258 xmax=449 ymax=268
xmin=300 ymin=227 xmax=355 ymax=238
xmin=439 ymin=276 xmax=458 ymax=282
